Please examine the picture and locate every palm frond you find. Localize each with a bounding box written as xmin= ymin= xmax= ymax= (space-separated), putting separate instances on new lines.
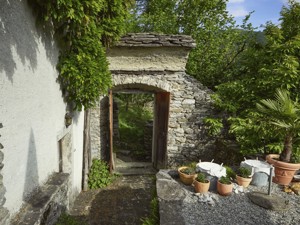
xmin=257 ymin=88 xmax=300 ymax=136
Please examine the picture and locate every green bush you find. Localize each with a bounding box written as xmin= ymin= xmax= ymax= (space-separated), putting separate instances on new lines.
xmin=180 ymin=167 xmax=195 ymax=175
xmin=56 ymin=213 xmax=87 ymax=225
xmin=141 ymin=180 xmax=160 ymax=225
xmin=224 ymin=166 xmax=236 ymax=181
xmin=196 ymin=173 xmax=208 ymax=183
xmin=88 ymin=159 xmax=116 ymax=189
xmin=237 ymin=167 xmax=251 ymax=178
xmin=219 ymin=176 xmax=231 ymax=185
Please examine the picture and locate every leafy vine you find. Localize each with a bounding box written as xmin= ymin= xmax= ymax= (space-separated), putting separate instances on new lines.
xmin=28 ymin=0 xmax=132 ymax=110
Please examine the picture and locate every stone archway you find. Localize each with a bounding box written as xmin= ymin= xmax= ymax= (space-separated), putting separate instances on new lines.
xmin=89 ymin=33 xmax=216 ymax=169
xmin=110 ymin=82 xmax=171 ymax=170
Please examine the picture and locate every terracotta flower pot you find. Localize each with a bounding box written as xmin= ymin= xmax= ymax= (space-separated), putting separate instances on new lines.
xmin=217 ymin=180 xmax=233 ymax=196
xmin=236 ymin=175 xmax=252 ymax=188
xmin=193 ymin=179 xmax=210 ymax=193
xmin=266 ymin=154 xmax=300 ymax=185
xmin=178 ymin=166 xmax=197 ymax=185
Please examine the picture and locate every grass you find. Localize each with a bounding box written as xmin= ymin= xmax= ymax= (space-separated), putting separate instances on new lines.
xmin=141 ymin=176 xmax=160 ymax=225
xmin=56 ymin=213 xmax=87 ymax=225
xmin=115 ymin=93 xmax=154 ymax=158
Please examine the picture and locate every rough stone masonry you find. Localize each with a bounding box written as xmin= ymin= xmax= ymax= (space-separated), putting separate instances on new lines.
xmin=89 ymin=33 xmax=216 ymax=167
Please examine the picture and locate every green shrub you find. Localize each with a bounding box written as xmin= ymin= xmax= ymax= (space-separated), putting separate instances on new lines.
xmin=196 ymin=173 xmax=208 ymax=183
xmin=141 ymin=177 xmax=159 ymax=225
xmin=186 ymin=161 xmax=197 ymax=171
xmin=219 ymin=176 xmax=232 ymax=185
xmin=180 ymin=167 xmax=195 ymax=175
xmin=291 ymin=146 xmax=300 ymax=163
xmin=141 ymin=197 xmax=159 ymax=225
xmin=237 ymin=167 xmax=251 ymax=178
xmin=56 ymin=213 xmax=87 ymax=225
xmin=88 ymin=159 xmax=116 ymax=189
xmin=224 ymin=166 xmax=236 ymax=180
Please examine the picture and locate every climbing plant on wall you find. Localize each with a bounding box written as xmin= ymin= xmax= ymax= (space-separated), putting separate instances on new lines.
xmin=28 ymin=0 xmax=132 ymax=110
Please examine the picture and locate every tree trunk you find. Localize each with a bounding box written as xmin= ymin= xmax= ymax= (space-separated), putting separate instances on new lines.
xmin=279 ymin=135 xmax=293 ymax=162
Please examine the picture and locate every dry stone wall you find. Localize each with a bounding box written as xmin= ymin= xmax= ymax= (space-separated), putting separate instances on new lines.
xmin=112 ymin=71 xmax=215 ymax=167
xmin=90 ymin=33 xmax=217 ymax=167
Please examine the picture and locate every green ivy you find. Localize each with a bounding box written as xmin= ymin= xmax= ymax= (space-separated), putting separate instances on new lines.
xmin=28 ymin=0 xmax=132 ymax=110
xmin=88 ymin=159 xmax=116 ymax=189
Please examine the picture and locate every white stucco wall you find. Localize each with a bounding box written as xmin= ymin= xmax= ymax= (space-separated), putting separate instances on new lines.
xmin=0 ymin=0 xmax=84 ymax=216
xmin=70 ymin=111 xmax=84 ymax=203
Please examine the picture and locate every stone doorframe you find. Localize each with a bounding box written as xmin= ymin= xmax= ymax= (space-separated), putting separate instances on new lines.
xmin=89 ymin=33 xmax=216 ymax=168
xmin=110 ymin=83 xmax=171 ymax=169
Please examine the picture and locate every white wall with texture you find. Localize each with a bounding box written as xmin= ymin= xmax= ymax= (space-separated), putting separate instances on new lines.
xmin=0 ymin=0 xmax=84 ymax=217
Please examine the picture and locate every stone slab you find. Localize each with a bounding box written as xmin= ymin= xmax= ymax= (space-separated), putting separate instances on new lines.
xmin=11 ymin=173 xmax=69 ymax=225
xmin=247 ymin=192 xmax=290 ymax=211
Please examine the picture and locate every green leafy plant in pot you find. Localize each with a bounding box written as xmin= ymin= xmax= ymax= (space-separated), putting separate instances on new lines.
xmin=178 ymin=163 xmax=197 ymax=185
xmin=193 ymin=172 xmax=210 ymax=193
xmin=217 ymin=176 xmax=233 ymax=196
xmin=236 ymin=167 xmax=252 ymax=187
xmin=257 ymin=88 xmax=300 ymax=185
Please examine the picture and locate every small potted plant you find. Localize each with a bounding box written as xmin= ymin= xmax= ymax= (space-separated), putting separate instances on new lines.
xmin=193 ymin=172 xmax=210 ymax=193
xmin=236 ymin=167 xmax=252 ymax=188
xmin=217 ymin=176 xmax=233 ymax=196
xmin=178 ymin=163 xmax=197 ymax=185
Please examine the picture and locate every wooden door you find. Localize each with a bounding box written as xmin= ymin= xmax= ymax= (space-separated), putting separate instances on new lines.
xmin=109 ymin=89 xmax=115 ymax=172
xmin=153 ymin=92 xmax=170 ymax=169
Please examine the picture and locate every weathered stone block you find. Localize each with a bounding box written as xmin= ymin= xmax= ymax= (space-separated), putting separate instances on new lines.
xmin=248 ymin=192 xmax=290 ymax=211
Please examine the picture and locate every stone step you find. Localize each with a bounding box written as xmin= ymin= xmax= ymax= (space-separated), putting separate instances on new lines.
xmin=115 ymin=162 xmax=157 ymax=175
xmin=115 ymin=167 xmax=157 ymax=176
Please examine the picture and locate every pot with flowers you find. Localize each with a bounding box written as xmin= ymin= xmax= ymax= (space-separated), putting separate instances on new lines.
xmin=193 ymin=172 xmax=210 ymax=193
xmin=236 ymin=167 xmax=252 ymax=187
xmin=257 ymin=89 xmax=300 ymax=185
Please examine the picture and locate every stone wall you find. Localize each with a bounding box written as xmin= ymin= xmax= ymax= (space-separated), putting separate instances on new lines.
xmin=90 ymin=33 xmax=216 ymax=167
xmin=113 ymin=72 xmax=215 ymax=167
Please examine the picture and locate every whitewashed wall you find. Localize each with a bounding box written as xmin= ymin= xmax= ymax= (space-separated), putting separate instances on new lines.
xmin=0 ymin=0 xmax=84 ymax=217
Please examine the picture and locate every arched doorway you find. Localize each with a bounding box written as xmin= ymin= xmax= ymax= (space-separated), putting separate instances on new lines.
xmin=108 ymin=85 xmax=170 ymax=173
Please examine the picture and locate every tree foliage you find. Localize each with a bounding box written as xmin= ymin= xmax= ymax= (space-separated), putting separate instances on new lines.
xmin=127 ymin=0 xmax=300 ymax=159
xmin=215 ymin=1 xmax=300 ymax=158
xmin=29 ymin=0 xmax=132 ymax=110
xmin=127 ymin=0 xmax=255 ymax=90
xmin=257 ymin=89 xmax=300 ymax=162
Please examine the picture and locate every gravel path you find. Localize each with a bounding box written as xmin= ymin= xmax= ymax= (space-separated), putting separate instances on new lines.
xmin=157 ymin=170 xmax=300 ymax=225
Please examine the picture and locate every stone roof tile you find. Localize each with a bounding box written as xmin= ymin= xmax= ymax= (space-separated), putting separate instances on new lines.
xmin=116 ymin=33 xmax=196 ymax=48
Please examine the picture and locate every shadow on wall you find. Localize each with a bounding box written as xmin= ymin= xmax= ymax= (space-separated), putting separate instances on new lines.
xmin=0 ymin=0 xmax=58 ymax=82
xmin=23 ymin=129 xmax=39 ymax=201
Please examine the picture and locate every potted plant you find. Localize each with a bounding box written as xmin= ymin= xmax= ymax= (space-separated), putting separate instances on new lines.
xmin=257 ymin=88 xmax=300 ymax=185
xmin=193 ymin=172 xmax=210 ymax=193
xmin=217 ymin=176 xmax=233 ymax=196
xmin=178 ymin=164 xmax=197 ymax=185
xmin=236 ymin=167 xmax=252 ymax=187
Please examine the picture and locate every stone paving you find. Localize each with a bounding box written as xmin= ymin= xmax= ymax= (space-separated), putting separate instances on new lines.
xmin=70 ymin=175 xmax=155 ymax=225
